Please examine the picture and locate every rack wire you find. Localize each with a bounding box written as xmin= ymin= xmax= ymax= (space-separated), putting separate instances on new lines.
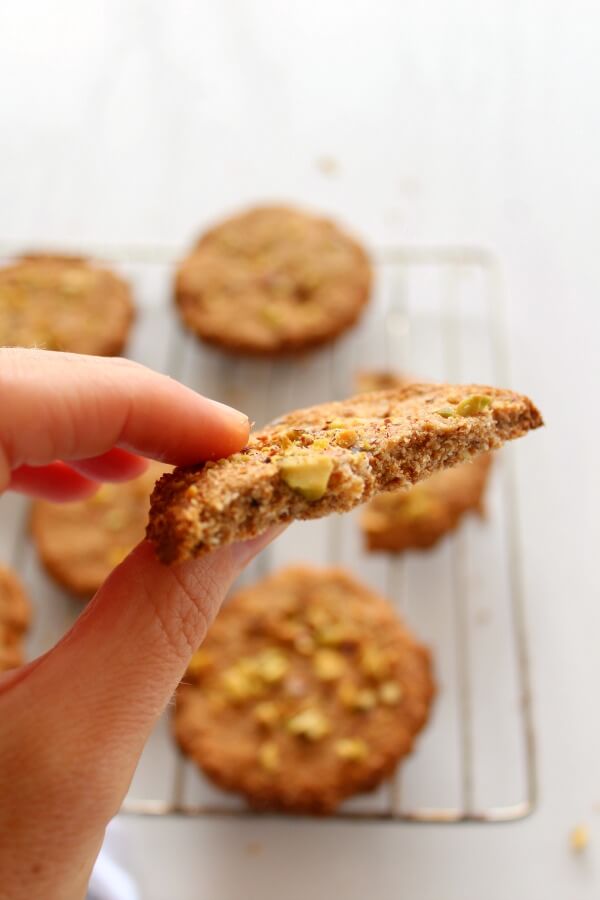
xmin=0 ymin=242 xmax=537 ymax=824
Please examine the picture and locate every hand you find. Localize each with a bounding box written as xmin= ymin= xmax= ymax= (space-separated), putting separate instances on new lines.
xmin=0 ymin=349 xmax=279 ymax=900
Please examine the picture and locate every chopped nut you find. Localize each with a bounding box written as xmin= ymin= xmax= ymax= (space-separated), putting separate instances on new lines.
xmin=254 ymin=701 xmax=281 ymax=728
xmin=335 ymin=429 xmax=358 ymax=448
xmin=186 ymin=649 xmax=214 ymax=680
xmin=287 ymin=708 xmax=330 ymax=740
xmin=279 ymin=455 xmax=334 ymax=501
xmin=221 ymin=659 xmax=264 ymax=702
xmin=260 ymin=305 xmax=283 ymax=327
xmin=313 ymin=648 xmax=346 ymax=681
xmin=305 ymin=607 xmax=332 ymax=630
xmin=379 ymin=681 xmax=403 ymax=705
xmin=337 ymin=682 xmax=377 ymax=711
xmin=316 ymin=623 xmax=358 ymax=647
xmin=569 ymin=824 xmax=589 ymax=853
xmin=360 ymin=646 xmax=392 ymax=680
xmin=434 ymin=407 xmax=456 ymax=418
xmin=456 ymin=394 xmax=492 ymax=417
xmin=334 ymin=738 xmax=368 ymax=761
xmin=258 ymin=741 xmax=280 ymax=772
xmin=255 ymin=648 xmax=289 ymax=683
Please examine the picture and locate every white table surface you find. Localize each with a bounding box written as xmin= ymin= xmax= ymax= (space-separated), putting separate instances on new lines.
xmin=0 ymin=2 xmax=598 ymax=898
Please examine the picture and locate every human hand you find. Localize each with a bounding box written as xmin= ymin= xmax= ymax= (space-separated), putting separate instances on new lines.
xmin=0 ymin=349 xmax=279 ymax=900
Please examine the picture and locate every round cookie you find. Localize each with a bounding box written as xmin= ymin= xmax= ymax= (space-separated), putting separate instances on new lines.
xmin=174 ymin=565 xmax=435 ymax=814
xmin=356 ymin=372 xmax=493 ymax=552
xmin=31 ymin=462 xmax=169 ymax=600
xmin=0 ymin=564 xmax=31 ymax=672
xmin=174 ymin=206 xmax=372 ymax=356
xmin=0 ymin=253 xmax=134 ymax=355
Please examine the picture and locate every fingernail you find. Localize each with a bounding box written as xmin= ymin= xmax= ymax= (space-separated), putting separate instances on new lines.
xmin=231 ymin=524 xmax=288 ymax=568
xmin=206 ymin=398 xmax=249 ymax=428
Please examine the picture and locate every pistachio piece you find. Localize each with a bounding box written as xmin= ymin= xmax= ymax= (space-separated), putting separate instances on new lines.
xmin=258 ymin=741 xmax=280 ymax=772
xmin=279 ymin=454 xmax=334 ymax=501
xmin=313 ymin=648 xmax=346 ymax=681
xmin=260 ymin=305 xmax=283 ymax=327
xmin=455 ymin=394 xmax=492 ymax=417
xmin=360 ymin=646 xmax=392 ymax=680
xmin=334 ymin=738 xmax=368 ymax=761
xmin=255 ymin=648 xmax=289 ymax=683
xmin=287 ymin=707 xmax=330 ymax=740
xmin=434 ymin=407 xmax=456 ymax=418
xmin=254 ymin=701 xmax=281 ymax=728
xmin=379 ymin=681 xmax=403 ymax=705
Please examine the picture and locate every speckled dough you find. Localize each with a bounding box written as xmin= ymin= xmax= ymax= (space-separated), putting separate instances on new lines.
xmin=174 ymin=206 xmax=372 ymax=355
xmin=147 ymin=383 xmax=543 ymax=563
xmin=0 ymin=564 xmax=31 ymax=672
xmin=0 ymin=253 xmax=134 ymax=355
xmin=174 ymin=565 xmax=435 ymax=814
xmin=31 ymin=462 xmax=169 ymax=600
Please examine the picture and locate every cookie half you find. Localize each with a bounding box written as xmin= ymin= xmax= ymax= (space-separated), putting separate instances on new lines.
xmin=175 ymin=565 xmax=434 ymax=814
xmin=174 ymin=206 xmax=372 ymax=355
xmin=0 ymin=253 xmax=134 ymax=355
xmin=147 ymin=383 xmax=543 ymax=562
xmin=31 ymin=462 xmax=169 ymax=599
xmin=356 ymin=372 xmax=493 ymax=552
xmin=0 ymin=564 xmax=31 ymax=672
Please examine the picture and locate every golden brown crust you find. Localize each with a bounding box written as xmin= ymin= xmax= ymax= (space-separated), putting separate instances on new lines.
xmin=174 ymin=206 xmax=372 ymax=356
xmin=0 ymin=253 xmax=135 ymax=355
xmin=0 ymin=564 xmax=31 ymax=672
xmin=31 ymin=462 xmax=169 ymax=600
xmin=147 ymin=383 xmax=543 ymax=563
xmin=174 ymin=565 xmax=435 ymax=814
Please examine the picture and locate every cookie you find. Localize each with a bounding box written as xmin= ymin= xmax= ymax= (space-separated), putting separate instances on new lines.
xmin=0 ymin=564 xmax=31 ymax=672
xmin=0 ymin=253 xmax=134 ymax=355
xmin=356 ymin=372 xmax=493 ymax=552
xmin=174 ymin=206 xmax=372 ymax=355
xmin=174 ymin=565 xmax=434 ymax=814
xmin=31 ymin=462 xmax=169 ymax=599
xmin=147 ymin=383 xmax=543 ymax=563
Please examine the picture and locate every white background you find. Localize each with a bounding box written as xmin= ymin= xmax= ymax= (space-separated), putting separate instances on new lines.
xmin=0 ymin=2 xmax=598 ymax=898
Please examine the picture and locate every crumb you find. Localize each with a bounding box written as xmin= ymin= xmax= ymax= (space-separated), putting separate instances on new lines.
xmin=569 ymin=824 xmax=589 ymax=853
xmin=316 ymin=156 xmax=339 ymax=176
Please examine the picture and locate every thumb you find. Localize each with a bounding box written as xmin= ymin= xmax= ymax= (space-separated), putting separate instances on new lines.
xmin=0 ymin=530 xmax=280 ymax=898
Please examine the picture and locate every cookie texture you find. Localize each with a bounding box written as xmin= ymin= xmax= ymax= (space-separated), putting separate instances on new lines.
xmin=174 ymin=565 xmax=434 ymax=814
xmin=357 ymin=372 xmax=493 ymax=552
xmin=174 ymin=206 xmax=372 ymax=355
xmin=0 ymin=253 xmax=134 ymax=355
xmin=31 ymin=462 xmax=169 ymax=599
xmin=147 ymin=383 xmax=543 ymax=563
xmin=0 ymin=564 xmax=31 ymax=672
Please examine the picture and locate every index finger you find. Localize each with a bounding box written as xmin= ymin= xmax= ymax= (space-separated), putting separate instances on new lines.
xmin=0 ymin=350 xmax=249 ymax=488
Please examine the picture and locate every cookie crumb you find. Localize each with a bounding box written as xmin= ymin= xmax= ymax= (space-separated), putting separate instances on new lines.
xmin=316 ymin=156 xmax=340 ymax=176
xmin=569 ymin=824 xmax=589 ymax=853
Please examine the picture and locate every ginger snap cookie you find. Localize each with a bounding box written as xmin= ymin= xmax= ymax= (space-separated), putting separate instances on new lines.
xmin=31 ymin=462 xmax=169 ymax=599
xmin=174 ymin=206 xmax=372 ymax=355
xmin=0 ymin=253 xmax=134 ymax=355
xmin=356 ymin=372 xmax=493 ymax=552
xmin=0 ymin=564 xmax=31 ymax=672
xmin=147 ymin=383 xmax=542 ymax=563
xmin=175 ymin=565 xmax=434 ymax=814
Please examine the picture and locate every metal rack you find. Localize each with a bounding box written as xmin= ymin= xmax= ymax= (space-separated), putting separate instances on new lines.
xmin=0 ymin=243 xmax=537 ymax=824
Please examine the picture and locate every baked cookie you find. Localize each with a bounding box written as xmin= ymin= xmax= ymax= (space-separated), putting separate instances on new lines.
xmin=356 ymin=372 xmax=493 ymax=552
xmin=147 ymin=383 xmax=542 ymax=562
xmin=0 ymin=253 xmax=134 ymax=355
xmin=31 ymin=462 xmax=169 ymax=599
xmin=174 ymin=206 xmax=372 ymax=355
xmin=0 ymin=564 xmax=31 ymax=672
xmin=175 ymin=565 xmax=434 ymax=814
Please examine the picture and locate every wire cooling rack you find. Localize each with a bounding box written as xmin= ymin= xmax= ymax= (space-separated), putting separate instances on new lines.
xmin=0 ymin=242 xmax=537 ymax=823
